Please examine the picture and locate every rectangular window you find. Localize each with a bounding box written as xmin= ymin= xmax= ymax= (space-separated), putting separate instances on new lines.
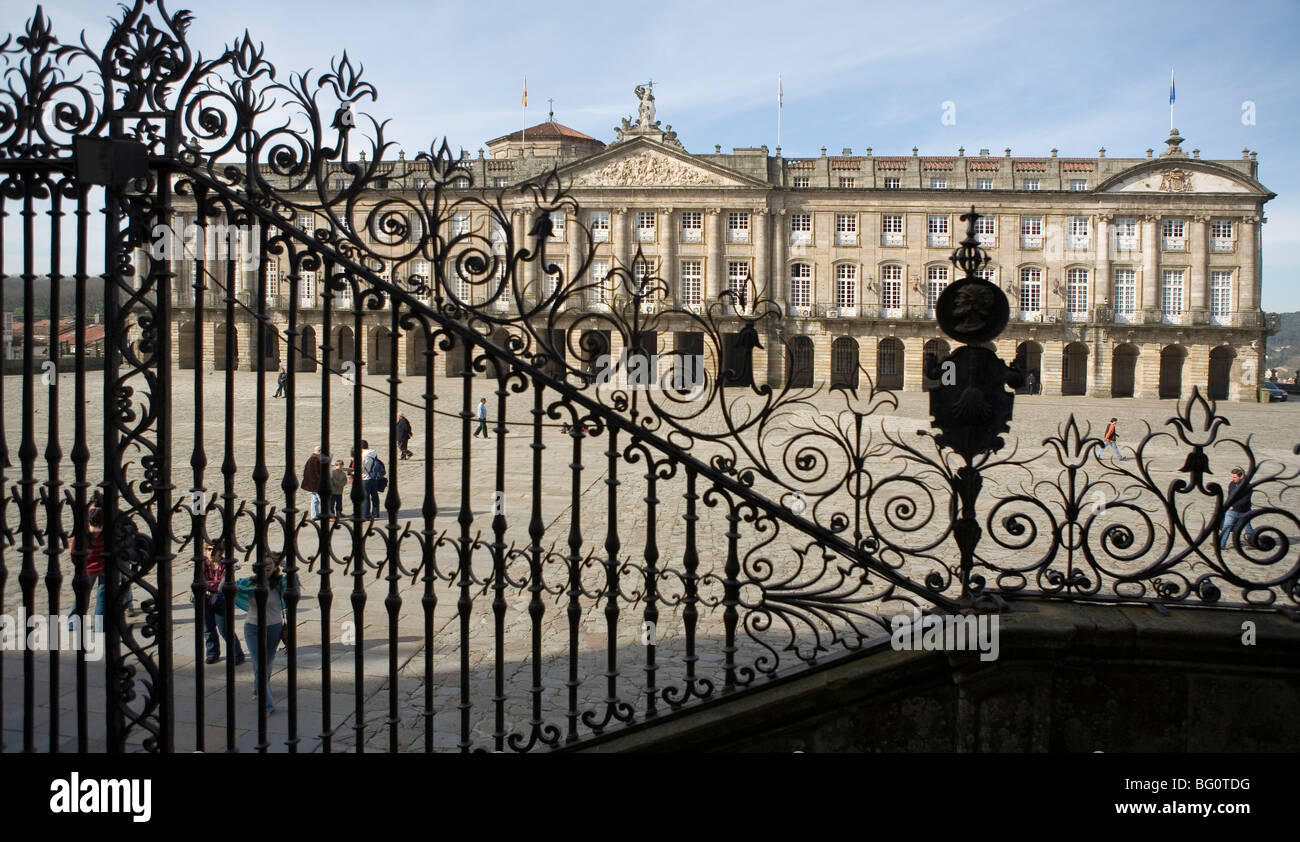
xmin=492 ymin=176 xmax=509 ymax=188
xmin=1068 ymin=216 xmax=1090 ymax=250
xmin=1114 ymin=269 xmax=1136 ymax=319
xmin=1023 ymin=179 xmax=1039 ymax=191
xmin=1161 ymin=269 xmax=1185 ymax=318
xmin=881 ymin=264 xmax=902 ymax=311
xmin=298 ymin=214 xmax=315 ymax=234
xmin=835 ymin=264 xmax=858 ymax=310
xmin=927 ymin=214 xmax=950 ymax=247
xmin=635 ymin=211 xmax=656 ymax=242
xmin=881 ymin=213 xmax=904 ymax=247
xmin=1162 ymin=218 xmax=1185 ymax=251
xmin=1066 ymin=267 xmax=1089 ymax=316
xmin=591 ymin=259 xmax=611 ymax=303
xmin=263 ymin=259 xmax=279 ymax=303
xmin=884 ymin=177 xmax=901 ymax=189
xmin=489 ymin=217 xmax=507 ymax=250
xmin=1211 ymin=271 xmax=1232 ymax=321
xmin=975 ymin=215 xmax=995 ymax=246
xmin=790 ymin=212 xmax=812 ymax=246
xmin=1020 ymin=267 xmax=1042 ymax=315
xmin=929 ymin=177 xmax=947 ymax=190
xmin=839 ymin=176 xmax=855 ymax=188
xmin=728 ymin=261 xmax=750 ymax=307
xmin=1069 ymin=179 xmax=1087 ymax=192
xmin=926 ymin=265 xmax=948 ymax=315
xmin=793 ymin=176 xmax=810 ymax=188
xmin=451 ymin=212 xmax=470 ymax=237
xmin=680 ymin=260 xmax=702 ymax=306
xmin=790 ymin=263 xmax=812 ymax=309
xmin=1020 ymin=216 xmax=1043 ymax=249
xmin=835 ymin=213 xmax=858 ymax=246
xmin=976 ymin=178 xmax=993 ymax=190
xmin=550 ymin=210 xmax=566 ymax=241
xmin=1114 ymin=218 xmax=1138 ymax=251
xmin=680 ymin=210 xmax=702 ymax=242
xmin=1211 ymin=219 xmax=1234 ymax=252
xmin=727 ymin=212 xmax=750 ymax=243
xmin=590 ymin=210 xmax=610 ymax=242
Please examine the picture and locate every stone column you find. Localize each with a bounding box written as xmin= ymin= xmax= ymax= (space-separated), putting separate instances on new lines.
xmin=1189 ymin=216 xmax=1209 ymax=315
xmin=706 ymin=208 xmax=723 ymax=303
xmin=773 ymin=209 xmax=788 ymax=308
xmin=1093 ymin=213 xmax=1111 ymax=310
xmin=1140 ymin=215 xmax=1159 ymax=319
xmin=658 ymin=207 xmax=676 ymax=305
xmin=517 ymin=208 xmax=535 ymax=306
xmin=565 ymin=215 xmax=582 ymax=305
xmin=1238 ymin=216 xmax=1258 ymax=312
xmin=612 ymin=207 xmax=629 ymax=274
xmin=752 ymin=206 xmax=770 ymax=300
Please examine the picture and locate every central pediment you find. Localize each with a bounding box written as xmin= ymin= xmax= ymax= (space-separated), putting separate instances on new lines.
xmin=566 ymin=145 xmax=754 ymax=189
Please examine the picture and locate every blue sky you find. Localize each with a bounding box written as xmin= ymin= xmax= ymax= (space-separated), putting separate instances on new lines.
xmin=9 ymin=0 xmax=1300 ymax=310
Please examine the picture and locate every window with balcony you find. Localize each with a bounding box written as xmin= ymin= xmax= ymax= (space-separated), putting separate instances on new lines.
xmin=1161 ymin=218 xmax=1185 ymax=251
xmin=881 ymin=214 xmax=904 ymax=247
xmin=1020 ymin=216 xmax=1043 ymax=249
xmin=1211 ymin=271 xmax=1232 ymax=324
xmin=728 ymin=261 xmax=750 ymax=308
xmin=590 ymin=210 xmax=610 ymax=242
xmin=927 ymin=214 xmax=950 ymax=247
xmin=299 ymin=267 xmax=316 ymax=306
xmin=1113 ymin=218 xmax=1138 ymax=251
xmin=929 ymin=177 xmax=947 ymax=190
xmin=926 ymin=265 xmax=948 ymax=316
xmin=550 ymin=210 xmax=566 ymax=241
xmin=976 ymin=178 xmax=993 ymax=190
xmin=1211 ymin=219 xmax=1234 ymax=252
xmin=839 ymin=176 xmax=855 ymax=188
xmin=790 ymin=213 xmax=812 ymax=246
xmin=789 ymin=263 xmax=812 ymax=310
xmin=680 ymin=210 xmax=702 ymax=242
xmin=1161 ymin=269 xmax=1185 ymax=320
xmin=974 ymin=215 xmax=995 ymax=247
xmin=1023 ymin=179 xmax=1039 ymax=191
xmin=681 ymin=260 xmax=702 ymax=306
xmin=884 ymin=177 xmax=901 ymax=189
xmin=635 ymin=211 xmax=656 ymax=242
xmin=1114 ymin=269 xmax=1136 ymax=322
xmin=1069 ymin=179 xmax=1087 ymax=192
xmin=1068 ymin=216 xmax=1090 ymax=250
xmin=1066 ymin=268 xmax=1089 ymax=319
xmin=793 ymin=176 xmax=810 ymax=188
xmin=727 ymin=212 xmax=750 ymax=243
xmin=835 ymin=264 xmax=858 ymax=312
xmin=592 ymin=259 xmax=611 ymax=304
xmin=489 ymin=217 xmax=507 ymax=251
xmin=881 ymin=264 xmax=902 ymax=312
xmin=1019 ymin=267 xmax=1042 ymax=318
xmin=835 ymin=213 xmax=858 ymax=246
xmin=264 ymin=259 xmax=279 ymax=304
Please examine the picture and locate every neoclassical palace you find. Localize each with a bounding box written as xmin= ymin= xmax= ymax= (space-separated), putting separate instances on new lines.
xmin=164 ymin=93 xmax=1277 ymax=400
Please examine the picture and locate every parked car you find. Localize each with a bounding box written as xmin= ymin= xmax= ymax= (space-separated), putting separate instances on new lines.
xmin=1262 ymin=381 xmax=1288 ymax=402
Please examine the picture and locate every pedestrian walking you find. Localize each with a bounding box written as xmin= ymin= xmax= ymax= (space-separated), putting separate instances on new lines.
xmin=301 ymin=445 xmax=322 ymax=519
xmin=1220 ymin=466 xmax=1257 ymax=550
xmin=329 ymin=459 xmax=347 ymax=517
xmin=202 ymin=539 xmax=245 ymax=665
xmin=358 ymin=440 xmax=382 ymax=520
xmin=474 ymin=397 xmax=488 ymax=438
xmin=1095 ymin=417 xmax=1126 ymax=460
xmin=1024 ymin=371 xmax=1036 ymax=396
xmin=238 ymin=552 xmax=286 ymax=713
xmin=396 ymin=412 xmax=413 ymax=460
xmin=273 ymin=366 xmax=287 ymax=398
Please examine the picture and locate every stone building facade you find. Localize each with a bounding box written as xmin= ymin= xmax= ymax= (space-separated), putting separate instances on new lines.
xmin=164 ymin=94 xmax=1277 ymax=401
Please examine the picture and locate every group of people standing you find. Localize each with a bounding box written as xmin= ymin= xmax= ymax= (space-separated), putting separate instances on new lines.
xmin=200 ymin=540 xmax=285 ymax=713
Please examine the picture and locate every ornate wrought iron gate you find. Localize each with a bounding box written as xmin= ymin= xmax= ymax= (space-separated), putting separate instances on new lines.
xmin=1 ymin=1 xmax=1296 ymax=753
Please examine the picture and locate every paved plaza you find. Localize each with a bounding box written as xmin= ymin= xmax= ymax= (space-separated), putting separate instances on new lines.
xmin=3 ymin=366 xmax=1298 ymax=752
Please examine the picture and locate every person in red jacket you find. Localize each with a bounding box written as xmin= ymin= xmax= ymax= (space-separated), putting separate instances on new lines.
xmin=1095 ymin=417 xmax=1126 ymax=461
xmin=70 ymin=505 xmax=106 ymax=622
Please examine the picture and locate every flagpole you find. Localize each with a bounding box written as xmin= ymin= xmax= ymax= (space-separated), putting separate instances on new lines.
xmin=1169 ymin=69 xmax=1175 ymax=132
xmin=777 ymin=73 xmax=783 ymax=150
xmin=521 ymin=76 xmax=527 ymax=155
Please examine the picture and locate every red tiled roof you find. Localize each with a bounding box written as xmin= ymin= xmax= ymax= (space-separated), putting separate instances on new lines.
xmin=487 ymin=121 xmax=603 ymax=145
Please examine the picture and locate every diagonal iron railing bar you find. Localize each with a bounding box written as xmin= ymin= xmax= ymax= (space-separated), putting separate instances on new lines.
xmin=164 ymin=156 xmax=962 ymax=614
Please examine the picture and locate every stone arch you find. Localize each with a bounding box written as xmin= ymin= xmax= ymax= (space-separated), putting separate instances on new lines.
xmin=297 ymin=324 xmax=317 ymax=373
xmin=445 ymin=332 xmax=474 ymax=378
xmin=876 ymin=337 xmax=904 ymax=391
xmin=921 ymin=338 xmax=950 ymax=391
xmin=1062 ymin=342 xmax=1089 ymax=396
xmin=1111 ymin=343 xmax=1138 ymax=398
xmin=405 ymin=327 xmax=430 ymax=377
xmin=1208 ymin=345 xmax=1235 ymax=401
xmin=831 ymin=336 xmax=859 ymax=389
xmin=257 ymin=321 xmax=279 ymax=372
xmin=214 ymin=323 xmax=237 ymax=371
xmin=368 ymin=325 xmax=393 ymax=375
xmin=1159 ymin=344 xmax=1187 ymax=399
xmin=1015 ymin=341 xmax=1043 ymax=394
xmin=331 ymin=325 xmax=356 ymax=370
xmin=177 ymin=322 xmax=197 ymax=369
xmin=787 ymin=335 xmax=814 ymax=388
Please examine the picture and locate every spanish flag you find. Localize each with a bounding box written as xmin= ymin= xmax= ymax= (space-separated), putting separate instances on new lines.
xmin=522 ymin=77 xmax=528 ymax=108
